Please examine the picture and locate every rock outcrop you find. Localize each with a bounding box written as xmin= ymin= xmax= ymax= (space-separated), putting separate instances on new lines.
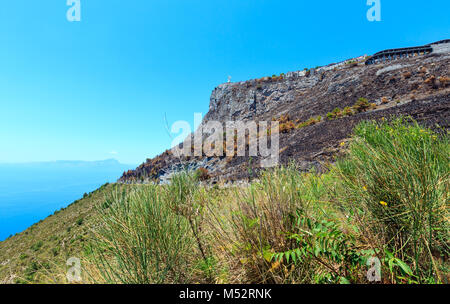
xmin=119 ymin=45 xmax=450 ymax=184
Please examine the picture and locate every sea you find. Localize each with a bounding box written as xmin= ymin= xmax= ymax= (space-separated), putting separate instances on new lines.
xmin=0 ymin=159 xmax=135 ymax=241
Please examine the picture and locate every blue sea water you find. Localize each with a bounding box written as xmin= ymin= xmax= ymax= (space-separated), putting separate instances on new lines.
xmin=0 ymin=160 xmax=135 ymax=241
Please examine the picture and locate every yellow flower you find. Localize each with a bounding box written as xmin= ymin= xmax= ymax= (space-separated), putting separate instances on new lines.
xmin=340 ymin=142 xmax=346 ymax=147
xmin=380 ymin=201 xmax=388 ymax=206
xmin=363 ymin=186 xmax=367 ymax=191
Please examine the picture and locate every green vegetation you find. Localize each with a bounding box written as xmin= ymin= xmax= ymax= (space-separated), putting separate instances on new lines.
xmin=194 ymin=168 xmax=211 ymax=181
xmin=0 ymin=183 xmax=112 ymax=284
xmin=297 ymin=116 xmax=322 ymax=129
xmin=1 ymin=118 xmax=448 ymax=284
xmin=325 ymin=98 xmax=377 ymax=120
xmin=30 ymin=241 xmax=43 ymax=252
xmin=336 ymin=118 xmax=449 ymax=283
xmin=353 ymin=97 xmax=375 ymax=113
xmin=89 ymin=184 xmax=193 ymax=284
xmin=85 ymin=118 xmax=449 ymax=284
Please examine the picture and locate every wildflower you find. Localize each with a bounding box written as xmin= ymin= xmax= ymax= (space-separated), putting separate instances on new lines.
xmin=340 ymin=142 xmax=346 ymax=147
xmin=380 ymin=201 xmax=388 ymax=206
xmin=363 ymin=186 xmax=367 ymax=191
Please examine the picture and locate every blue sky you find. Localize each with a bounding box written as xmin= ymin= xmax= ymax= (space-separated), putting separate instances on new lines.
xmin=0 ymin=0 xmax=448 ymax=164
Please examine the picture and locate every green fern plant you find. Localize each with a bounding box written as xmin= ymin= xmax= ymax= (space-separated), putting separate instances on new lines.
xmin=271 ymin=210 xmax=365 ymax=283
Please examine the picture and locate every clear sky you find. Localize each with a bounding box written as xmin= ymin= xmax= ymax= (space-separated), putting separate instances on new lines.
xmin=0 ymin=0 xmax=448 ymax=164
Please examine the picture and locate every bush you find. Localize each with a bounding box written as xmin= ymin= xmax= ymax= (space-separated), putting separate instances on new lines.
xmin=280 ymin=121 xmax=296 ymax=133
xmin=208 ymin=165 xmax=335 ymax=283
xmin=31 ymin=241 xmax=43 ymax=252
xmin=439 ymin=76 xmax=449 ymax=87
xmin=83 ymin=118 xmax=448 ymax=284
xmin=51 ymin=247 xmax=60 ymax=257
xmin=90 ymin=185 xmax=193 ymax=283
xmin=342 ymin=106 xmax=353 ymax=116
xmin=326 ymin=109 xmax=341 ymax=120
xmin=326 ymin=112 xmax=336 ymax=120
xmin=194 ymin=168 xmax=211 ymax=181
xmin=24 ymin=261 xmax=40 ymax=281
xmin=353 ymin=98 xmax=371 ymax=113
xmin=336 ymin=117 xmax=449 ymax=283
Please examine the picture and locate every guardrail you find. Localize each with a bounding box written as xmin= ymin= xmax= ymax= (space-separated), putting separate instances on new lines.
xmin=365 ymin=39 xmax=449 ymax=65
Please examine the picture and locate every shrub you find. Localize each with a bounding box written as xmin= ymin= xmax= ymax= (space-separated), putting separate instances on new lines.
xmin=82 ymin=118 xmax=447 ymax=285
xmin=297 ymin=116 xmax=322 ymax=128
xmin=438 ymin=76 xmax=449 ymax=87
xmin=31 ymin=241 xmax=43 ymax=252
xmin=326 ymin=112 xmax=336 ymax=120
xmin=332 ymin=107 xmax=342 ymax=117
xmin=90 ymin=185 xmax=193 ymax=283
xmin=403 ymin=71 xmax=412 ymax=79
xmin=51 ymin=247 xmax=60 ymax=257
xmin=280 ymin=121 xmax=296 ymax=133
xmin=353 ymin=98 xmax=372 ymax=113
xmin=326 ymin=108 xmax=342 ymax=120
xmin=342 ymin=106 xmax=353 ymax=116
xmin=194 ymin=168 xmax=211 ymax=181
xmin=276 ymin=114 xmax=296 ymax=133
xmin=424 ymin=75 xmax=438 ymax=89
xmin=208 ymin=165 xmax=335 ymax=283
xmin=272 ymin=214 xmax=366 ymax=283
xmin=166 ymin=173 xmax=208 ymax=253
xmin=336 ymin=117 xmax=449 ymax=283
xmin=346 ymin=60 xmax=358 ymax=67
xmin=24 ymin=261 xmax=40 ymax=281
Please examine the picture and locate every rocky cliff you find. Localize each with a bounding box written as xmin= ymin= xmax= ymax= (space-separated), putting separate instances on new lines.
xmin=119 ymin=47 xmax=450 ymax=184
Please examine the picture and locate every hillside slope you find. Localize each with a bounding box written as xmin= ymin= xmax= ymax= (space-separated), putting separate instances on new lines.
xmin=0 ymin=184 xmax=118 ymax=283
xmin=120 ymin=49 xmax=450 ymax=184
xmin=1 ymin=43 xmax=449 ymax=284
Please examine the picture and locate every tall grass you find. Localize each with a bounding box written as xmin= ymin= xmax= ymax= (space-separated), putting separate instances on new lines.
xmin=164 ymin=172 xmax=212 ymax=280
xmin=87 ymin=117 xmax=448 ymax=284
xmin=89 ymin=185 xmax=193 ymax=283
xmin=206 ymin=165 xmax=345 ymax=283
xmin=336 ymin=117 xmax=449 ymax=283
